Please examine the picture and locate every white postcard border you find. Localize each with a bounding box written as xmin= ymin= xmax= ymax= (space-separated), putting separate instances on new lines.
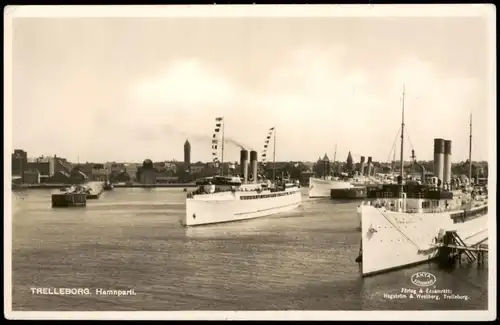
xmin=3 ymin=4 xmax=497 ymax=321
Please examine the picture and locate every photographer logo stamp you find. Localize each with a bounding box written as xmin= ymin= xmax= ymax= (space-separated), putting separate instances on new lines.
xmin=410 ymin=272 xmax=437 ymax=287
xmin=381 ymin=272 xmax=471 ymax=301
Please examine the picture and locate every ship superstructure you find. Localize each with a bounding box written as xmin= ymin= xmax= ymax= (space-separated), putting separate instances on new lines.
xmin=358 ymin=87 xmax=488 ymax=276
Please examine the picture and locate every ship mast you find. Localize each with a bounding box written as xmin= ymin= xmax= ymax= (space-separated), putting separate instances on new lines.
xmin=468 ymin=113 xmax=472 ymax=181
xmin=399 ymin=84 xmax=405 ymax=187
xmin=392 ymin=144 xmax=396 ymax=175
xmin=272 ymin=127 xmax=276 ymax=182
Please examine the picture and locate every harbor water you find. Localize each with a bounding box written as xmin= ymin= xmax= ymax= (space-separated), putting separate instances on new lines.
xmin=11 ymin=188 xmax=488 ymax=311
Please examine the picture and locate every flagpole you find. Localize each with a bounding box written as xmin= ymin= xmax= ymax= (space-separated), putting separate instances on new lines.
xmin=272 ymin=127 xmax=276 ymax=182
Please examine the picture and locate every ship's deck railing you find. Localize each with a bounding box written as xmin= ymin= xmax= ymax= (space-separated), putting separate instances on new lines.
xmin=362 ymin=198 xmax=486 ymax=214
xmin=367 ymin=202 xmax=449 ymax=214
xmin=366 ymin=191 xmax=458 ymax=200
xmin=187 ymin=184 xmax=270 ymax=197
xmin=404 ymin=207 xmax=451 ymax=214
xmin=187 ymin=187 xmax=236 ymax=198
xmin=187 ymin=182 xmax=299 ymax=198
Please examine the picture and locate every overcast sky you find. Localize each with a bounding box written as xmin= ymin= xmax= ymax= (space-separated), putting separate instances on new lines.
xmin=9 ymin=7 xmax=494 ymax=164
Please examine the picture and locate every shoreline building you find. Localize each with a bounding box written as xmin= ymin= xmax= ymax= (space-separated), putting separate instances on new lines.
xmin=12 ymin=149 xmax=74 ymax=184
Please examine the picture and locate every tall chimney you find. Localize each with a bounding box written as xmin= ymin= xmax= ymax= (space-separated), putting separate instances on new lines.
xmin=250 ymin=150 xmax=258 ymax=184
xmin=367 ymin=157 xmax=373 ymax=177
xmin=433 ymin=138 xmax=445 ymax=185
xmin=360 ymin=156 xmax=366 ymax=175
xmin=240 ymin=150 xmax=249 ymax=184
xmin=443 ymin=140 xmax=452 ymax=185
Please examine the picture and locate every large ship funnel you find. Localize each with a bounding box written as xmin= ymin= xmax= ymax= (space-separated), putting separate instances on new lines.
xmin=240 ymin=149 xmax=249 ymax=184
xmin=443 ymin=140 xmax=452 ymax=185
xmin=250 ymin=150 xmax=258 ymax=184
xmin=367 ymin=157 xmax=373 ymax=177
xmin=433 ymin=138 xmax=445 ymax=186
xmin=360 ymin=156 xmax=366 ymax=176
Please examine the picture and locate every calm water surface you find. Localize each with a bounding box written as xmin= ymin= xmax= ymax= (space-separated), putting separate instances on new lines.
xmin=11 ymin=188 xmax=488 ymax=311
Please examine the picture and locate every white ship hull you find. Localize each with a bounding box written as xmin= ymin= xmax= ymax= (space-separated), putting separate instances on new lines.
xmin=184 ymin=186 xmax=302 ymax=227
xmin=308 ymin=177 xmax=353 ymax=198
xmin=360 ymin=203 xmax=489 ymax=276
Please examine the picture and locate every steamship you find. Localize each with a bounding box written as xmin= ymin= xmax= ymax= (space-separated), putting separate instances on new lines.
xmin=309 ymin=157 xmax=383 ymax=198
xmin=308 ymin=176 xmax=354 ymax=198
xmin=358 ymin=94 xmax=489 ymax=276
xmin=184 ymin=150 xmax=302 ymax=227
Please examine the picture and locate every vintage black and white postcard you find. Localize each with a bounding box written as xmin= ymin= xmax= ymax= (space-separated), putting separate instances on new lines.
xmin=4 ymin=4 xmax=496 ymax=321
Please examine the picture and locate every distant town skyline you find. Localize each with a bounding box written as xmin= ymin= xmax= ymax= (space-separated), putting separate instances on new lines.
xmin=8 ymin=7 xmax=495 ymax=164
xmin=12 ymin=148 xmax=489 ymax=166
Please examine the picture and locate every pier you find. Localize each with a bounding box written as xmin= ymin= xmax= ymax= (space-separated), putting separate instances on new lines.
xmin=86 ymin=182 xmax=105 ymax=199
xmin=13 ymin=183 xmax=72 ymax=190
xmin=436 ymin=231 xmax=488 ymax=267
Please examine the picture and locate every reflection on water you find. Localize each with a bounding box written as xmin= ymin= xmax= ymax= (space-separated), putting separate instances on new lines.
xmin=11 ymin=187 xmax=487 ymax=311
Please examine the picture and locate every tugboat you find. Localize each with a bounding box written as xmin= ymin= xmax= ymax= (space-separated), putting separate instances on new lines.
xmin=103 ymin=180 xmax=114 ymax=191
xmin=51 ymin=185 xmax=87 ymax=208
